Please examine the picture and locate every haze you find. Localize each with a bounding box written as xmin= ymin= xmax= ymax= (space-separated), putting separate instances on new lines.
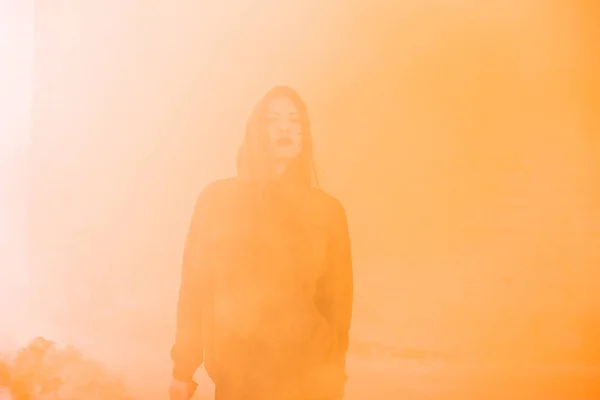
xmin=1 ymin=0 xmax=599 ymax=398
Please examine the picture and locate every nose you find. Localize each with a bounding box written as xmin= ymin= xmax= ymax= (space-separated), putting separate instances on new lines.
xmin=278 ymin=119 xmax=291 ymax=132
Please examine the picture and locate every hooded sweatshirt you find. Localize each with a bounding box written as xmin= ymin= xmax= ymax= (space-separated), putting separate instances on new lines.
xmin=170 ymin=87 xmax=353 ymax=399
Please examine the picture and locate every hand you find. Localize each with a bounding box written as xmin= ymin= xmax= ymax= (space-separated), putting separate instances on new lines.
xmin=169 ymin=378 xmax=194 ymax=400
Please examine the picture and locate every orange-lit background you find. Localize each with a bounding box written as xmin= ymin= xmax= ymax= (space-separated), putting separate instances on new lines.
xmin=2 ymin=0 xmax=600 ymax=398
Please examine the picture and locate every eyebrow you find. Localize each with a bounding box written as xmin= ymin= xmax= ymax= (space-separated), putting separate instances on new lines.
xmin=267 ymin=111 xmax=299 ymax=117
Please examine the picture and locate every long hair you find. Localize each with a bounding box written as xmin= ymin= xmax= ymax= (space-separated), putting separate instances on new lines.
xmin=236 ymin=86 xmax=319 ymax=188
xmin=235 ymin=87 xmax=323 ymax=291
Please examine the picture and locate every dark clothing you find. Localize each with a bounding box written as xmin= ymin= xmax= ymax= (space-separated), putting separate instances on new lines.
xmin=170 ymin=177 xmax=353 ymax=400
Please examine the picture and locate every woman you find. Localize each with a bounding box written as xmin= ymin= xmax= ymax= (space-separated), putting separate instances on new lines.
xmin=169 ymin=86 xmax=353 ymax=400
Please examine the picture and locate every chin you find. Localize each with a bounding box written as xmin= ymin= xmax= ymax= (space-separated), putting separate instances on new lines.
xmin=274 ymin=150 xmax=300 ymax=161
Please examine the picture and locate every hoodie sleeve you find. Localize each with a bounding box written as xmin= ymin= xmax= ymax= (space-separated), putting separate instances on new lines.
xmin=170 ymin=186 xmax=213 ymax=382
xmin=317 ymin=199 xmax=354 ymax=387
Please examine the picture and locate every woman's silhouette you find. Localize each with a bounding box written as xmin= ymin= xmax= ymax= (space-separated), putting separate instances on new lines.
xmin=169 ymin=86 xmax=353 ymax=400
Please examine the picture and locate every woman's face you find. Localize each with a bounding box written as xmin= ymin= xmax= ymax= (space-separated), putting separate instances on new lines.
xmin=265 ymin=97 xmax=303 ymax=162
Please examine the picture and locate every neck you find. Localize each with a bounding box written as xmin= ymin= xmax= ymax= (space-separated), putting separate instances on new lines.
xmin=272 ymin=159 xmax=289 ymax=179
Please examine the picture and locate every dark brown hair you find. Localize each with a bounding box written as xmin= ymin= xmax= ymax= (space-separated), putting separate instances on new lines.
xmin=236 ymin=86 xmax=318 ymax=187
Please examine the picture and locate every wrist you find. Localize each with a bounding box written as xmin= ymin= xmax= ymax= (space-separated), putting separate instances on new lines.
xmin=172 ymin=364 xmax=196 ymax=384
